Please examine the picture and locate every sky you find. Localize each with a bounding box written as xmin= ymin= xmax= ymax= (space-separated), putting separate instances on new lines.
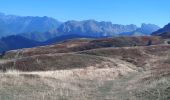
xmin=0 ymin=0 xmax=169 ymax=27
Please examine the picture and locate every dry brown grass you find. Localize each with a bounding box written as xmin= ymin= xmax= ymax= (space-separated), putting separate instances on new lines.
xmin=0 ymin=37 xmax=169 ymax=100
xmin=3 ymin=36 xmax=163 ymax=59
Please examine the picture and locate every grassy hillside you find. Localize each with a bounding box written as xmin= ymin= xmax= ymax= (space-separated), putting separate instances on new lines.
xmin=0 ymin=36 xmax=169 ymax=100
xmin=3 ymin=36 xmax=163 ymax=59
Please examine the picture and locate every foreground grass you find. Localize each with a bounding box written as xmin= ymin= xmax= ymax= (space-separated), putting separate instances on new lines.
xmin=0 ymin=69 xmax=169 ymax=100
xmin=0 ymin=44 xmax=170 ymax=100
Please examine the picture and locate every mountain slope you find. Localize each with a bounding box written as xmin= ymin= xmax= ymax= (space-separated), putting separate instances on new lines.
xmin=0 ymin=35 xmax=40 ymax=52
xmin=156 ymin=32 xmax=170 ymax=38
xmin=0 ymin=13 xmax=61 ymax=37
xmin=19 ymin=31 xmax=58 ymax=42
xmin=152 ymin=23 xmax=170 ymax=37
xmin=139 ymin=23 xmax=160 ymax=34
xmin=44 ymin=34 xmax=106 ymax=45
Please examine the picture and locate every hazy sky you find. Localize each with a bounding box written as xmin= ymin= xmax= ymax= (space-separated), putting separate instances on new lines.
xmin=0 ymin=0 xmax=169 ymax=27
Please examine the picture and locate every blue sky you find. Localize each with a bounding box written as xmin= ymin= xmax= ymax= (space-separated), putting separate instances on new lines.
xmin=0 ymin=0 xmax=169 ymax=27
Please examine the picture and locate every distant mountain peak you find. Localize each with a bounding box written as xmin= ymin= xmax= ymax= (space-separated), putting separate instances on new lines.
xmin=139 ymin=23 xmax=160 ymax=34
xmin=141 ymin=23 xmax=160 ymax=28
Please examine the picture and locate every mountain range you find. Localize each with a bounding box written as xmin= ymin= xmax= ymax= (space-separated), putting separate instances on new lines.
xmin=0 ymin=12 xmax=61 ymax=37
xmin=57 ymin=20 xmax=138 ymax=37
xmin=0 ymin=12 xmax=163 ymax=52
xmin=0 ymin=13 xmax=160 ymax=41
xmin=22 ymin=20 xmax=160 ymax=42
